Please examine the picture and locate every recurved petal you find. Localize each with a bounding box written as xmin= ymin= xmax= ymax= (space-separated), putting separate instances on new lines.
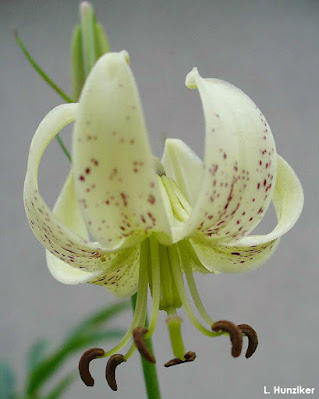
xmin=181 ymin=68 xmax=277 ymax=243
xmin=233 ymin=155 xmax=304 ymax=247
xmin=162 ymin=138 xmax=203 ymax=206
xmin=191 ymin=238 xmax=279 ymax=273
xmin=191 ymin=155 xmax=303 ymax=273
xmin=89 ymin=244 xmax=140 ymax=297
xmin=24 ymin=104 xmax=115 ymax=271
xmin=46 ymin=172 xmax=104 ymax=284
xmin=72 ymin=51 xmax=172 ymax=249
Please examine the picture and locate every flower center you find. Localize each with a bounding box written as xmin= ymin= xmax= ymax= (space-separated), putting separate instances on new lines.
xmin=78 ymin=158 xmax=259 ymax=390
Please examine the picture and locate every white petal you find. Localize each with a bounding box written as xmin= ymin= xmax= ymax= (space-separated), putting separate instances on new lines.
xmin=89 ymin=245 xmax=140 ymax=297
xmin=191 ymin=155 xmax=303 ymax=273
xmin=162 ymin=138 xmax=203 ymax=206
xmin=24 ymin=104 xmax=116 ymax=271
xmin=234 ymin=155 xmax=304 ymax=247
xmin=46 ymin=252 xmax=102 ymax=284
xmin=72 ymin=51 xmax=172 ymax=248
xmin=191 ymin=238 xmax=279 ymax=273
xmin=181 ymin=68 xmax=277 ymax=243
xmin=46 ymin=172 xmax=103 ymax=284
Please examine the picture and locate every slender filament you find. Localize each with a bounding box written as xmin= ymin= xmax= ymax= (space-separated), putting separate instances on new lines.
xmin=104 ymin=240 xmax=149 ymax=357
xmin=169 ymin=245 xmax=221 ymax=337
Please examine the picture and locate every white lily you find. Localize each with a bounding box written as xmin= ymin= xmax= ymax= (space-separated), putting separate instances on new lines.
xmin=24 ymin=51 xmax=303 ymax=381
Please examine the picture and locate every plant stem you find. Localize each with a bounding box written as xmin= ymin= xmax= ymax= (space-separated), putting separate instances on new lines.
xmin=131 ymin=294 xmax=161 ymax=399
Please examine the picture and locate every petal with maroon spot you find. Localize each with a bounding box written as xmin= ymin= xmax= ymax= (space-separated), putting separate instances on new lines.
xmin=191 ymin=155 xmax=303 ymax=273
xmin=179 ymin=68 xmax=277 ymax=243
xmin=89 ymin=244 xmax=140 ymax=297
xmin=24 ymin=104 xmax=117 ymax=271
xmin=46 ymin=172 xmax=115 ymax=284
xmin=73 ymin=51 xmax=172 ymax=248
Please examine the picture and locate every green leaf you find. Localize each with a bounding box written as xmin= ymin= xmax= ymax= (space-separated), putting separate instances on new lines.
xmin=27 ymin=338 xmax=50 ymax=373
xmin=26 ymin=303 xmax=127 ymax=395
xmin=66 ymin=301 xmax=128 ymax=341
xmin=27 ymin=328 xmax=124 ymax=395
xmin=64 ymin=329 xmax=124 ymax=352
xmin=0 ymin=361 xmax=16 ymax=399
xmin=44 ymin=372 xmax=76 ymax=399
xmin=13 ymin=30 xmax=73 ymax=103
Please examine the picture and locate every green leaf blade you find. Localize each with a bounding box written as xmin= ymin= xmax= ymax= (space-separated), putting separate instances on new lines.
xmin=27 ymin=338 xmax=50 ymax=373
xmin=0 ymin=361 xmax=17 ymax=399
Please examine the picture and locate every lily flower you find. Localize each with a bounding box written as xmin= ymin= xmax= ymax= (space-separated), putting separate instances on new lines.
xmin=24 ymin=51 xmax=303 ymax=390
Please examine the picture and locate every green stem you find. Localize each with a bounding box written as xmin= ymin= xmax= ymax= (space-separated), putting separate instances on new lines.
xmin=131 ymin=294 xmax=161 ymax=399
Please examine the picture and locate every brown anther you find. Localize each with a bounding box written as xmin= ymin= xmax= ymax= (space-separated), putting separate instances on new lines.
xmin=105 ymin=354 xmax=126 ymax=391
xmin=78 ymin=347 xmax=105 ymax=386
xmin=133 ymin=327 xmax=156 ymax=364
xmin=238 ymin=324 xmax=259 ymax=358
xmin=164 ymin=351 xmax=196 ymax=368
xmin=212 ymin=320 xmax=243 ymax=358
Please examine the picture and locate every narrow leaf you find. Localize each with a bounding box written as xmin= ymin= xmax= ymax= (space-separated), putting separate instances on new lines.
xmin=64 ymin=329 xmax=124 ymax=352
xmin=13 ymin=30 xmax=73 ymax=103
xmin=27 ymin=329 xmax=124 ymax=395
xmin=44 ymin=372 xmax=76 ymax=399
xmin=0 ymin=361 xmax=16 ymax=399
xmin=66 ymin=302 xmax=128 ymax=341
xmin=27 ymin=338 xmax=50 ymax=372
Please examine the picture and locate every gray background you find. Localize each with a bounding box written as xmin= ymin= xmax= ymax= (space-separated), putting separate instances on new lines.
xmin=1 ymin=0 xmax=318 ymax=398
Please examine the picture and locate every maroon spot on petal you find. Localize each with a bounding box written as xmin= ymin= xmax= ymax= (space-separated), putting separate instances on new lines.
xmin=85 ymin=168 xmax=91 ymax=174
xmin=148 ymin=194 xmax=156 ymax=205
xmin=79 ymin=175 xmax=85 ymax=181
xmin=231 ymin=252 xmax=241 ymax=255
xmin=120 ymin=193 xmax=128 ymax=207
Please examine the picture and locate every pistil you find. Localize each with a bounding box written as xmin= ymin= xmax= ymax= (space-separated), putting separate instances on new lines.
xmin=166 ymin=310 xmax=186 ymax=360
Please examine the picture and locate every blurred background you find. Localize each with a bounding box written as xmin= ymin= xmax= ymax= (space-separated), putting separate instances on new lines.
xmin=1 ymin=0 xmax=318 ymax=397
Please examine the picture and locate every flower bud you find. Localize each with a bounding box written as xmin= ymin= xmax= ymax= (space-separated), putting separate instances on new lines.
xmin=71 ymin=2 xmax=110 ymax=100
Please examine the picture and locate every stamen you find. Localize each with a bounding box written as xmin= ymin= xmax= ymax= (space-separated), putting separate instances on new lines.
xmin=164 ymin=351 xmax=196 ymax=368
xmin=145 ymin=236 xmax=160 ymax=337
xmin=78 ymin=347 xmax=105 ymax=386
xmin=103 ymin=240 xmax=149 ymax=357
xmin=182 ymin=250 xmax=214 ymax=326
xmin=211 ymin=320 xmax=243 ymax=357
xmin=105 ymin=354 xmax=126 ymax=391
xmin=238 ymin=324 xmax=258 ymax=358
xmin=133 ymin=327 xmax=156 ymax=364
xmin=168 ymin=245 xmax=221 ymax=337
